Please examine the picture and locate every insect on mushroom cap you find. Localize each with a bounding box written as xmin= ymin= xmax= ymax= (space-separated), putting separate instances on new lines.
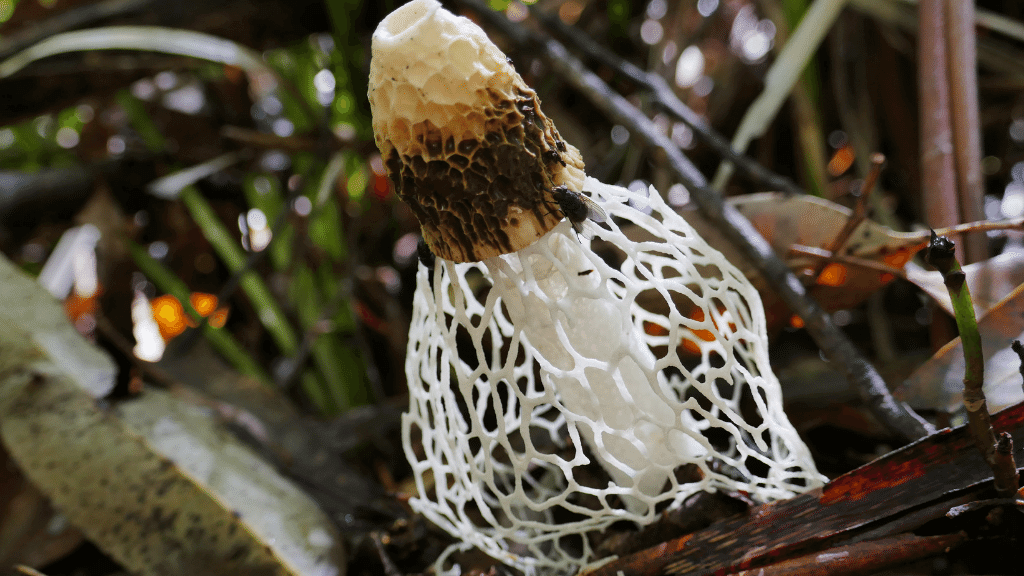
xmin=550 ymin=185 xmax=608 ymax=237
xmin=368 ymin=0 xmax=587 ymax=263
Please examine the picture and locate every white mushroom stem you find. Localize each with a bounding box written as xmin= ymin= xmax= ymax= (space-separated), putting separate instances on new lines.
xmin=484 ymin=193 xmax=704 ymax=513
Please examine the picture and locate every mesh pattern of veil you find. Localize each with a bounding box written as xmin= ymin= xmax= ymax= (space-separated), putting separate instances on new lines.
xmin=403 ymin=178 xmax=823 ymax=574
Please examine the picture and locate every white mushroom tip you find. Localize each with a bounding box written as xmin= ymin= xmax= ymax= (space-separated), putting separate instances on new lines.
xmin=372 ymin=0 xmax=442 ymax=43
xmin=369 ymin=0 xmax=509 ymax=110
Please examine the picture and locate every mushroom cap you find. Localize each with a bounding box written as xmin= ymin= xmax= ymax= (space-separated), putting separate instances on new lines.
xmin=368 ymin=0 xmax=586 ymax=263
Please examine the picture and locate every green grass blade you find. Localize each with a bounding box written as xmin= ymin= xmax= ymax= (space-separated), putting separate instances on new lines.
xmin=179 ymin=185 xmax=300 ymax=356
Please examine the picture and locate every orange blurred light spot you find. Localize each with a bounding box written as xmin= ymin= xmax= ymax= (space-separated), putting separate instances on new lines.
xmin=355 ymin=300 xmax=387 ymax=334
xmin=790 ymin=314 xmax=805 ymax=329
xmin=190 ymin=292 xmax=219 ymax=316
xmin=828 ymin=144 xmax=855 ymax=177
xmin=208 ymin=307 xmax=229 ymax=329
xmin=882 ymin=248 xmax=912 ymax=269
xmin=64 ymin=291 xmax=98 ymax=324
xmin=372 ymin=173 xmax=391 ymax=200
xmin=151 ymin=295 xmax=187 ymax=340
xmin=879 ymin=273 xmax=894 ymax=284
xmin=559 ymin=0 xmax=584 ymax=25
xmin=222 ymin=64 xmax=244 ymax=84
xmin=816 ymin=263 xmax=848 ymax=287
xmin=151 ymin=292 xmax=228 ymax=340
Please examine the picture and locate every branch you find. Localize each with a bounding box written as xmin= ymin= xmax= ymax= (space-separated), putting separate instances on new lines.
xmin=529 ymin=6 xmax=806 ymax=197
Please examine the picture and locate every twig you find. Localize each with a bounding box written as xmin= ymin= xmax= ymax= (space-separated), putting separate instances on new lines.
xmin=457 ymin=0 xmax=935 ymax=442
xmin=993 ymin=433 xmax=1019 ymax=498
xmin=919 ymin=0 xmax=962 ymax=246
xmin=925 ymin=232 xmax=1019 ymax=496
xmin=529 ymin=5 xmax=805 ymax=197
xmin=933 ymin=216 xmax=1024 ymax=237
xmin=789 ymin=244 xmax=908 ymax=278
xmin=945 ymin=496 xmax=1024 ymax=517
xmin=371 ymin=531 xmax=403 ymax=576
xmin=589 ymin=402 xmax=1024 ymax=576
xmin=946 ymin=0 xmax=986 ymax=264
xmin=808 ymin=153 xmax=886 ymax=282
xmin=221 ymin=125 xmax=337 ymax=153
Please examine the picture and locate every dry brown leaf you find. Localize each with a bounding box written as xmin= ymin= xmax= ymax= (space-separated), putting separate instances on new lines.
xmin=681 ymin=192 xmax=1023 ymax=325
xmin=684 ymin=192 xmax=924 ymax=277
xmin=894 ymin=279 xmax=1024 ymax=413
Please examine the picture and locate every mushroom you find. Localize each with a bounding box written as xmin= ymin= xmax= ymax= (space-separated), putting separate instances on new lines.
xmin=369 ymin=1 xmax=823 ymax=573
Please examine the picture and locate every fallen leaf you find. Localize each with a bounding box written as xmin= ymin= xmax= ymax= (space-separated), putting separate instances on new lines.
xmin=0 ymin=255 xmax=345 ymax=575
xmin=0 ymin=444 xmax=84 ymax=569
xmin=681 ymin=193 xmax=1024 ymax=325
xmin=894 ymin=280 xmax=1024 ymax=413
xmin=0 ymin=249 xmax=115 ymax=398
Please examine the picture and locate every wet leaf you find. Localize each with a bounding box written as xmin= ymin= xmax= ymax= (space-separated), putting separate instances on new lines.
xmin=905 ymin=249 xmax=1024 ymax=318
xmin=0 ymin=255 xmax=345 ymax=575
xmin=0 ymin=444 xmax=84 ymax=570
xmin=894 ymin=280 xmax=1024 ymax=413
xmin=0 ymin=249 xmax=115 ymax=398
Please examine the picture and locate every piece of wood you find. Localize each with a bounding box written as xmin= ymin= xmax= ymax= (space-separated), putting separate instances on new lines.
xmin=583 ymin=402 xmax=1024 ymax=576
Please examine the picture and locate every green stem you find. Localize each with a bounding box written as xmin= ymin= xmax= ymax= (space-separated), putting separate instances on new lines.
xmin=925 ymin=232 xmax=1018 ymax=496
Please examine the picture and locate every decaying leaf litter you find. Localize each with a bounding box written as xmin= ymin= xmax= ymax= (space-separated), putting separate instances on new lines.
xmin=0 ymin=0 xmax=1023 ymax=574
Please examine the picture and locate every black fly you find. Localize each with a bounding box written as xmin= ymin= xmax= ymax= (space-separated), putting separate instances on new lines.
xmin=550 ymin=185 xmax=608 ymax=237
xmin=417 ymin=237 xmax=437 ymax=289
xmin=417 ymin=237 xmax=436 ymax=272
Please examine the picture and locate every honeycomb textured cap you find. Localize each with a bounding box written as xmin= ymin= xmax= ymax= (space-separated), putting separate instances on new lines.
xmin=369 ymin=0 xmax=586 ymax=262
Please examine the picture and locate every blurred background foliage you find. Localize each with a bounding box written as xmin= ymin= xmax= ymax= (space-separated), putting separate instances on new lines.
xmin=3 ymin=0 xmax=1024 ymax=439
xmin=2 ymin=0 xmax=1024 ymax=432
xmin=3 ymin=0 xmax=1024 ymax=572
xmin=0 ymin=0 xmax=408 ymax=416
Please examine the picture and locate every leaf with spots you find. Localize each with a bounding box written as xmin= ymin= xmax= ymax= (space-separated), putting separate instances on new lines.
xmin=0 ymin=255 xmax=344 ymax=576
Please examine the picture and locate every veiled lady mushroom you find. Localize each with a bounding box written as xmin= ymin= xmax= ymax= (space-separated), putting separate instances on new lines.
xmin=368 ymin=1 xmax=823 ymax=573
